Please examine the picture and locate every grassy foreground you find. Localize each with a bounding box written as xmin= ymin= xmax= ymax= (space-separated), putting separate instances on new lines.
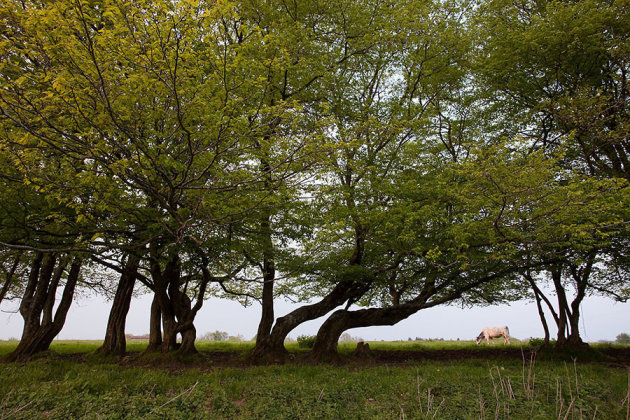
xmin=1 ymin=340 xmax=629 ymax=419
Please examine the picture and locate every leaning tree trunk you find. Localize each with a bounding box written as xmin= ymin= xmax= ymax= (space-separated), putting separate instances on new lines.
xmin=7 ymin=255 xmax=82 ymax=362
xmin=96 ymin=255 xmax=139 ymax=356
xmin=524 ymin=273 xmax=554 ymax=347
xmin=533 ymin=287 xmax=551 ymax=345
xmin=308 ymin=270 xmax=509 ymax=363
xmin=249 ymin=222 xmax=369 ymax=364
xmin=310 ymin=303 xmax=421 ymax=363
xmin=247 ymin=280 xmax=361 ymax=364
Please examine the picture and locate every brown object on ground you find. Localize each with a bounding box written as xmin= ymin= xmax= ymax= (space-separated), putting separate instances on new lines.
xmin=352 ymin=341 xmax=372 ymax=358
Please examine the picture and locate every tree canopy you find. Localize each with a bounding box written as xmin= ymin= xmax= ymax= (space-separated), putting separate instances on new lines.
xmin=0 ymin=0 xmax=628 ymax=361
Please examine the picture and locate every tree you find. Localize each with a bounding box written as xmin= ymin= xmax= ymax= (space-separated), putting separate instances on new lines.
xmin=616 ymin=333 xmax=630 ymax=345
xmin=1 ymin=0 xmax=326 ymax=355
xmin=475 ymin=0 xmax=630 ymax=349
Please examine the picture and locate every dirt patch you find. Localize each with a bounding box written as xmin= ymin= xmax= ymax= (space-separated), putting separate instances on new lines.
xmin=40 ymin=346 xmax=630 ymax=370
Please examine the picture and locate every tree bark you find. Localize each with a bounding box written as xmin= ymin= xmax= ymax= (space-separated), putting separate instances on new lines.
xmin=549 ymin=260 xmax=593 ymax=350
xmin=173 ymin=290 xmax=198 ymax=354
xmin=524 ymin=273 xmax=552 ymax=346
xmin=252 ymin=214 xmax=276 ymax=360
xmin=533 ymin=286 xmax=551 ymax=345
xmin=97 ymin=255 xmax=139 ymax=356
xmin=0 ymin=252 xmax=22 ymax=305
xmin=146 ymin=294 xmax=163 ymax=352
xmin=149 ymin=254 xmax=181 ymax=352
xmin=310 ymin=304 xmax=422 ymax=363
xmin=147 ymin=251 xmax=208 ymax=355
xmin=551 ymin=266 xmax=570 ymax=347
xmin=7 ymin=257 xmax=82 ymax=361
xmin=564 ymin=255 xmax=595 ymax=349
xmin=247 ymin=280 xmax=363 ymax=363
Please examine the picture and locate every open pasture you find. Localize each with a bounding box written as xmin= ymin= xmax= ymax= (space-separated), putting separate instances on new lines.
xmin=1 ymin=340 xmax=629 ymax=419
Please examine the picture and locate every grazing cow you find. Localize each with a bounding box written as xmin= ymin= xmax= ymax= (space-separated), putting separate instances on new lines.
xmin=476 ymin=326 xmax=510 ymax=344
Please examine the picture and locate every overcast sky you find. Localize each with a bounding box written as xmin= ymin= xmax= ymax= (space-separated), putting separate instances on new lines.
xmin=1 ymin=290 xmax=628 ymax=342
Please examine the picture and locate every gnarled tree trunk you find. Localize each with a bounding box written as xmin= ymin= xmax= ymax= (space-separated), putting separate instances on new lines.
xmin=310 ymin=304 xmax=420 ymax=363
xmin=149 ymin=253 xmax=182 ymax=353
xmin=7 ymin=254 xmax=82 ymax=362
xmin=247 ymin=280 xmax=363 ymax=364
xmin=96 ymin=255 xmax=139 ymax=356
xmin=147 ymin=250 xmax=210 ymax=355
xmin=145 ymin=294 xmax=163 ymax=353
xmin=550 ymin=263 xmax=590 ymax=350
xmin=308 ymin=266 xmax=515 ymax=362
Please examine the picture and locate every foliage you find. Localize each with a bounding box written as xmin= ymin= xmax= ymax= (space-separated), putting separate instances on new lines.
xmin=528 ymin=337 xmax=557 ymax=348
xmin=296 ymin=335 xmax=316 ymax=349
xmin=339 ymin=333 xmax=363 ymax=343
xmin=616 ymin=333 xmax=630 ymax=345
xmin=198 ymin=331 xmax=245 ymax=342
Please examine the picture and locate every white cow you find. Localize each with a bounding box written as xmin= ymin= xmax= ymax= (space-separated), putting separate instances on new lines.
xmin=476 ymin=326 xmax=510 ymax=344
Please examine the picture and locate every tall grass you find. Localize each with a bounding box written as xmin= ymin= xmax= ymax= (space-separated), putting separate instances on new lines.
xmin=1 ymin=340 xmax=628 ymax=419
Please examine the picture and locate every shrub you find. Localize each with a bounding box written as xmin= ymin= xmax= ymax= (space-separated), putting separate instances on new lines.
xmin=297 ymin=335 xmax=316 ymax=349
xmin=199 ymin=330 xmax=230 ymax=341
xmin=529 ymin=337 xmax=556 ymax=348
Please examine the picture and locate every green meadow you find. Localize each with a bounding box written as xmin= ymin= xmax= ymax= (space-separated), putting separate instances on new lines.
xmin=1 ymin=340 xmax=628 ymax=419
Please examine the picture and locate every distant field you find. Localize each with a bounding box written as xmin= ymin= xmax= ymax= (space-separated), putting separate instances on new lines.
xmin=1 ymin=340 xmax=629 ymax=419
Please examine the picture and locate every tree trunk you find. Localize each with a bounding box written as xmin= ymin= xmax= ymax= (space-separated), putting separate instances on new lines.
xmin=149 ymin=254 xmax=180 ymax=353
xmin=566 ymin=312 xmax=587 ymax=348
xmin=178 ymin=326 xmax=197 ymax=354
xmin=310 ymin=304 xmax=421 ymax=363
xmin=173 ymin=291 xmax=198 ymax=354
xmin=146 ymin=294 xmax=163 ymax=353
xmin=551 ymin=266 xmax=570 ymax=347
xmin=7 ymin=257 xmax=81 ymax=361
xmin=564 ymin=256 xmax=594 ymax=350
xmin=310 ymin=311 xmax=348 ymax=363
xmin=97 ymin=255 xmax=139 ymax=356
xmin=252 ymin=216 xmax=276 ymax=361
xmin=255 ymin=244 xmax=275 ymax=345
xmin=533 ymin=287 xmax=551 ymax=346
xmin=161 ymin=316 xmax=179 ymax=352
xmin=247 ymin=280 xmax=359 ymax=364
xmin=147 ymin=252 xmax=205 ymax=355
xmin=524 ymin=273 xmax=552 ymax=347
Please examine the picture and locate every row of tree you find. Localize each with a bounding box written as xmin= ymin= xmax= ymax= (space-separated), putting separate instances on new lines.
xmin=0 ymin=0 xmax=628 ymax=362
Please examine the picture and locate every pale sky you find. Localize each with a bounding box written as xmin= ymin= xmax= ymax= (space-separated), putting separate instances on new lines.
xmin=1 ymin=290 xmax=629 ymax=342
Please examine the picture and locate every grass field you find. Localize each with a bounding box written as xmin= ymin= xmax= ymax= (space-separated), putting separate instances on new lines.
xmin=1 ymin=340 xmax=629 ymax=419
